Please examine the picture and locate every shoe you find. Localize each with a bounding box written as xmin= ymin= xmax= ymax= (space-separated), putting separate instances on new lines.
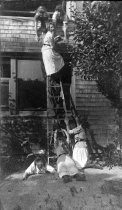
xmin=73 ymin=173 xmax=86 ymax=181
xmin=62 ymin=175 xmax=72 ymax=183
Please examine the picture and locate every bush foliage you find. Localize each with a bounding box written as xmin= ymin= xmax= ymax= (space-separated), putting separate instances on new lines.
xmin=69 ymin=1 xmax=122 ymax=167
xmin=70 ymin=1 xmax=121 ymax=108
xmin=0 ymin=116 xmax=47 ymax=177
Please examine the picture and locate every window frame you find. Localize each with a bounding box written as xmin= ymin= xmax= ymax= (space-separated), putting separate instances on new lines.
xmin=0 ymin=54 xmax=76 ymax=115
xmin=0 ymin=57 xmax=11 ymax=109
xmin=16 ymin=58 xmax=47 ymax=112
xmin=0 ymin=54 xmax=47 ymax=115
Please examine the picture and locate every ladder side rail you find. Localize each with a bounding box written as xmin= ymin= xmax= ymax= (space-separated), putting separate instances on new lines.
xmin=60 ymin=81 xmax=71 ymax=149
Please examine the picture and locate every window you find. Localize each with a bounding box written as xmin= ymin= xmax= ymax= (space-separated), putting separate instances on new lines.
xmin=0 ymin=58 xmax=10 ymax=109
xmin=17 ymin=60 xmax=46 ymax=111
xmin=0 ymin=58 xmax=47 ymax=114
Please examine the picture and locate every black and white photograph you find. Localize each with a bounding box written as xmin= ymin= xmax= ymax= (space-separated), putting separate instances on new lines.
xmin=0 ymin=1 xmax=122 ymax=209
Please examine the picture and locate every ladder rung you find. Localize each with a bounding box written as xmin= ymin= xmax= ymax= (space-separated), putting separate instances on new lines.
xmin=49 ymin=96 xmax=61 ymax=98
xmin=48 ymin=85 xmax=61 ymax=88
xmin=48 ymin=156 xmax=57 ymax=159
xmin=47 ymin=119 xmax=65 ymax=121
xmin=46 ymin=117 xmax=65 ymax=119
xmin=46 ymin=117 xmax=71 ymax=120
xmin=47 ymin=108 xmax=65 ymax=110
xmin=48 ymin=130 xmax=55 ymax=132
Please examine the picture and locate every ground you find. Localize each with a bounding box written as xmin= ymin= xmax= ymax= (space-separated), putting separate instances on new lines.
xmin=0 ymin=167 xmax=122 ymax=210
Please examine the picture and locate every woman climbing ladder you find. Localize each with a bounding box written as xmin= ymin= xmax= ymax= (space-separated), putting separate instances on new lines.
xmin=41 ymin=22 xmax=64 ymax=76
xmin=34 ymin=5 xmax=72 ymax=113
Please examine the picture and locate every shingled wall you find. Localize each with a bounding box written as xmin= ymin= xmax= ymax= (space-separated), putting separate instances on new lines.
xmin=0 ymin=15 xmax=41 ymax=53
xmin=0 ymin=15 xmax=66 ymax=53
xmin=75 ymin=77 xmax=116 ymax=146
xmin=0 ymin=15 xmax=117 ymax=146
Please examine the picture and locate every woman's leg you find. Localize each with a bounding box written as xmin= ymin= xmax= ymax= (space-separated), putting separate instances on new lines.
xmin=49 ymin=63 xmax=72 ymax=116
xmin=60 ymin=63 xmax=72 ymax=110
xmin=48 ymin=73 xmax=61 ymax=116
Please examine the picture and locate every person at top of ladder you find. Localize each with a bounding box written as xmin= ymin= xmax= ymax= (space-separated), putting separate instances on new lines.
xmin=52 ymin=1 xmax=68 ymax=41
xmin=41 ymin=22 xmax=64 ymax=76
xmin=52 ymin=5 xmax=62 ymax=26
xmin=34 ymin=5 xmax=72 ymax=115
xmin=34 ymin=6 xmax=49 ymax=41
xmin=40 ymin=21 xmax=72 ymax=111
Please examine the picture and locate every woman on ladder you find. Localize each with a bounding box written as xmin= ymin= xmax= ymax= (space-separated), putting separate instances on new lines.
xmin=34 ymin=6 xmax=64 ymax=76
xmin=35 ymin=6 xmax=71 ymax=112
xmin=41 ymin=22 xmax=64 ymax=77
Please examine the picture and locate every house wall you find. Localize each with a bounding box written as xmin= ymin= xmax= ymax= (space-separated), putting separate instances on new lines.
xmin=74 ymin=76 xmax=117 ymax=146
xmin=66 ymin=1 xmax=84 ymax=20
xmin=0 ymin=15 xmax=117 ymax=146
xmin=0 ymin=16 xmax=40 ymax=53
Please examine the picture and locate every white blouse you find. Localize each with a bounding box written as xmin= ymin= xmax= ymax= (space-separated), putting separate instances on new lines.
xmin=43 ymin=31 xmax=54 ymax=48
xmin=52 ymin=11 xmax=60 ymax=23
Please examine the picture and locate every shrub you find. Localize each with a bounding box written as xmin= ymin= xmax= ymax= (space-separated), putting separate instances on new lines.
xmin=0 ymin=116 xmax=47 ymax=177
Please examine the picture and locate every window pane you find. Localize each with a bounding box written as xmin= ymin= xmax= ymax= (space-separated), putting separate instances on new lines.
xmin=17 ymin=60 xmax=46 ymax=110
xmin=0 ymin=58 xmax=10 ymax=78
xmin=0 ymin=81 xmax=9 ymax=106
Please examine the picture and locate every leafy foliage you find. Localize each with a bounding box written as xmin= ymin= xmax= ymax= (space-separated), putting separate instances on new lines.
xmin=81 ymin=115 xmax=122 ymax=168
xmin=70 ymin=1 xmax=121 ymax=107
xmin=69 ymin=1 xmax=122 ymax=167
xmin=0 ymin=133 xmax=25 ymax=177
xmin=0 ymin=116 xmax=47 ymax=177
xmin=103 ymin=143 xmax=122 ymax=169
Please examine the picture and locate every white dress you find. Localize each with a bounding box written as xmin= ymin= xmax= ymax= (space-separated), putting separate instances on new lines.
xmin=54 ymin=130 xmax=78 ymax=178
xmin=57 ymin=154 xmax=79 ymax=178
xmin=69 ymin=125 xmax=89 ymax=169
xmin=55 ymin=142 xmax=79 ymax=178
xmin=73 ymin=141 xmax=88 ymax=169
xmin=41 ymin=31 xmax=64 ymax=76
